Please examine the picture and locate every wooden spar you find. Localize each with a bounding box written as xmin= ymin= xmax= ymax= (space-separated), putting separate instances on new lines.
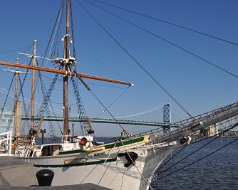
xmin=13 ymin=60 xmax=19 ymax=139
xmin=6 ymin=58 xmax=24 ymax=138
xmin=0 ymin=61 xmax=133 ymax=86
xmin=30 ymin=40 xmax=37 ymax=129
xmin=15 ymin=101 xmax=22 ymax=139
xmin=63 ymin=0 xmax=71 ymax=138
xmin=78 ymin=73 xmax=133 ymax=86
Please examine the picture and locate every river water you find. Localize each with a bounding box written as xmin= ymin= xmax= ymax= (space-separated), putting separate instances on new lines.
xmin=151 ymin=137 xmax=238 ymax=190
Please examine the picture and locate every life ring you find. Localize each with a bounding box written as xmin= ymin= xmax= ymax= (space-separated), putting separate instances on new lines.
xmin=80 ymin=137 xmax=88 ymax=146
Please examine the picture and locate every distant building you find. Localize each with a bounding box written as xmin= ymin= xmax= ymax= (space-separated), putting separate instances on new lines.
xmin=0 ymin=110 xmax=14 ymax=133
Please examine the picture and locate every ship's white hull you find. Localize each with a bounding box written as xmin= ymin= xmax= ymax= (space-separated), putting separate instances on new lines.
xmin=23 ymin=142 xmax=176 ymax=190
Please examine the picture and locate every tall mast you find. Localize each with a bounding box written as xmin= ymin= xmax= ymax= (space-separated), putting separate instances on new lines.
xmin=30 ymin=40 xmax=37 ymax=129
xmin=13 ymin=59 xmax=19 ymax=139
xmin=0 ymin=0 xmax=132 ymax=139
xmin=14 ymin=59 xmax=19 ymax=120
xmin=63 ymin=0 xmax=71 ymax=139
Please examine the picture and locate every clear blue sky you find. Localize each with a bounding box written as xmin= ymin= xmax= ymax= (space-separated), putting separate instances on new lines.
xmin=0 ymin=0 xmax=238 ymax=136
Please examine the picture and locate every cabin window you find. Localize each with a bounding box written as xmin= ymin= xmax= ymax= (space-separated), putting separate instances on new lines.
xmin=41 ymin=146 xmax=52 ymax=156
xmin=41 ymin=145 xmax=61 ymax=156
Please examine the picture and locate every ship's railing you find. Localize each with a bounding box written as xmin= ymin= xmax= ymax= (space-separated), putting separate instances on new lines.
xmin=138 ymin=101 xmax=238 ymax=141
xmin=0 ymin=131 xmax=12 ymax=156
xmin=174 ymin=102 xmax=238 ymax=127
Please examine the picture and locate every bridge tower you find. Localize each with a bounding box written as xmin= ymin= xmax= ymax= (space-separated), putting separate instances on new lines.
xmin=163 ymin=103 xmax=171 ymax=133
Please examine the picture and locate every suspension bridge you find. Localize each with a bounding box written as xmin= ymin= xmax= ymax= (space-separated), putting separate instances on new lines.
xmin=20 ymin=115 xmax=177 ymax=127
xmin=1 ymin=104 xmax=179 ymax=129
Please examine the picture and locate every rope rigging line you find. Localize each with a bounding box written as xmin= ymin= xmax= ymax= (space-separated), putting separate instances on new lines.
xmin=38 ymin=67 xmax=63 ymax=135
xmin=41 ymin=0 xmax=65 ymax=66
xmin=0 ymin=88 xmax=15 ymax=98
xmin=77 ymin=75 xmax=131 ymax=137
xmin=79 ymin=140 xmax=118 ymax=184
xmin=81 ymin=137 xmax=152 ymax=189
xmin=137 ymin=98 xmax=238 ymax=142
xmin=99 ymin=86 xmax=130 ymax=116
xmin=33 ymin=65 xmax=61 ymax=137
xmin=18 ymin=77 xmax=29 ymax=119
xmin=86 ymin=0 xmax=238 ymax=81
xmin=67 ymin=2 xmax=130 ymax=136
xmin=25 ymin=59 xmax=42 ymax=124
xmin=16 ymin=76 xmax=31 ymax=133
xmin=77 ymin=0 xmax=193 ymax=119
xmin=153 ymin=124 xmax=238 ymax=181
xmin=156 ymin=144 xmax=188 ymax=173
xmin=119 ymin=140 xmax=154 ymax=190
xmin=153 ymin=122 xmax=238 ymax=181
xmin=70 ymin=0 xmax=77 ymax=59
xmin=37 ymin=72 xmax=59 ymax=117
xmin=171 ymin=103 xmax=189 ymax=119
xmin=3 ymin=58 xmax=33 ymax=132
xmin=97 ymin=142 xmax=119 ymax=185
xmin=86 ymin=82 xmax=130 ymax=89
xmin=129 ymin=115 xmax=238 ymax=180
xmin=67 ymin=28 xmax=91 ymax=135
xmin=0 ymin=74 xmax=15 ymax=120
xmin=152 ymin=120 xmax=238 ymax=181
xmin=64 ymin=0 xmax=90 ymax=135
xmin=0 ymin=85 xmax=61 ymax=113
xmin=157 ymin=126 xmax=231 ymax=176
xmin=119 ymin=171 xmax=125 ymax=190
xmin=80 ymin=139 xmax=150 ymax=188
xmin=73 ymin=43 xmax=129 ymax=84
xmin=0 ymin=44 xmax=33 ymax=55
xmin=92 ymin=0 xmax=238 ymax=47
xmin=16 ymin=58 xmax=34 ymax=118
xmin=70 ymin=76 xmax=89 ymax=135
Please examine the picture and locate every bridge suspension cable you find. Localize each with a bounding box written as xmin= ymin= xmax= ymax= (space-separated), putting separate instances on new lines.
xmin=114 ymin=104 xmax=164 ymax=119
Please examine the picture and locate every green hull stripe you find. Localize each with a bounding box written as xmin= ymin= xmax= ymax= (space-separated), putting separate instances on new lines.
xmin=105 ymin=137 xmax=144 ymax=149
xmin=34 ymin=158 xmax=117 ymax=168
xmin=59 ymin=149 xmax=84 ymax=155
xmin=59 ymin=136 xmax=145 ymax=155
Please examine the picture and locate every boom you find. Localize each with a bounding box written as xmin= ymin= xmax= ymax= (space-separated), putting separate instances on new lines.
xmin=0 ymin=61 xmax=133 ymax=86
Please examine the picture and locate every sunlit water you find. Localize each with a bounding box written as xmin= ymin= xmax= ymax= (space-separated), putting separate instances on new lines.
xmin=151 ymin=137 xmax=238 ymax=190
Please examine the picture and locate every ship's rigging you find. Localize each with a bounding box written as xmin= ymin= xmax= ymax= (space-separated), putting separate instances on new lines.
xmin=0 ymin=0 xmax=238 ymax=138
xmin=0 ymin=0 xmax=133 ymax=140
xmin=0 ymin=1 xmax=238 ymax=188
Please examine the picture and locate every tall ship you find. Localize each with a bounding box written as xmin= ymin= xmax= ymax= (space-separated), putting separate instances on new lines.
xmin=0 ymin=1 xmax=237 ymax=189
